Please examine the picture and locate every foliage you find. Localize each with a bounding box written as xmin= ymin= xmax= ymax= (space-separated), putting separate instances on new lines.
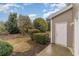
xmin=32 ymin=33 xmax=49 ymax=44
xmin=5 ymin=13 xmax=19 ymax=34
xmin=46 ymin=18 xmax=50 ymax=31
xmin=0 ymin=22 xmax=8 ymax=34
xmin=17 ymin=15 xmax=33 ymax=35
xmin=47 ymin=21 xmax=50 ymax=31
xmin=33 ymin=18 xmax=48 ymax=32
xmin=28 ymin=29 xmax=40 ymax=40
xmin=0 ymin=41 xmax=13 ymax=56
xmin=28 ymin=29 xmax=40 ymax=34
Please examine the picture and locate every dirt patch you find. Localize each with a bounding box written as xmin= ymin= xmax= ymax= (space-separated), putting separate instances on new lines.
xmin=6 ymin=38 xmax=31 ymax=52
xmin=0 ymin=34 xmax=32 ymax=53
xmin=0 ymin=34 xmax=49 ymax=56
xmin=12 ymin=40 xmax=49 ymax=56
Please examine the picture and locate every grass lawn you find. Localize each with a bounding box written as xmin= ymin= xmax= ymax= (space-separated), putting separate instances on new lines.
xmin=0 ymin=34 xmax=49 ymax=56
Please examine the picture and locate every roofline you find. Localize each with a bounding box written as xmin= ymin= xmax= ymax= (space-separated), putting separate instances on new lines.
xmin=48 ymin=4 xmax=73 ymax=19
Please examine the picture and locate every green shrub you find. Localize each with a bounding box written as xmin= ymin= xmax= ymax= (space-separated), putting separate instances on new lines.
xmin=0 ymin=41 xmax=13 ymax=56
xmin=33 ymin=33 xmax=49 ymax=44
xmin=47 ymin=21 xmax=50 ymax=31
xmin=33 ymin=18 xmax=48 ymax=32
xmin=0 ymin=22 xmax=8 ymax=34
xmin=28 ymin=29 xmax=40 ymax=34
xmin=28 ymin=29 xmax=40 ymax=40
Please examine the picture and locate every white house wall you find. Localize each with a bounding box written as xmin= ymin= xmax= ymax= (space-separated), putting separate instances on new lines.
xmin=73 ymin=4 xmax=79 ymax=55
xmin=51 ymin=8 xmax=74 ymax=53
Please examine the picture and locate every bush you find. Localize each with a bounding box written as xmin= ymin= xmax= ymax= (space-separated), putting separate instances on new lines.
xmin=47 ymin=21 xmax=50 ymax=31
xmin=32 ymin=33 xmax=49 ymax=44
xmin=0 ymin=22 xmax=8 ymax=34
xmin=28 ymin=29 xmax=40 ymax=40
xmin=0 ymin=41 xmax=13 ymax=56
xmin=33 ymin=18 xmax=48 ymax=32
xmin=28 ymin=29 xmax=40 ymax=34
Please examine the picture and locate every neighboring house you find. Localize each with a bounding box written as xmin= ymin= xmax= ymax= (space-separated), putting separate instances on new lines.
xmin=48 ymin=4 xmax=79 ymax=56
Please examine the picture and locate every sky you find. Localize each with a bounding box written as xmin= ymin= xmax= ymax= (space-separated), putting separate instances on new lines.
xmin=0 ymin=3 xmax=67 ymax=22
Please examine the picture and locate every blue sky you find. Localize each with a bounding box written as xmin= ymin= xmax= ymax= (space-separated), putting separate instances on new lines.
xmin=0 ymin=3 xmax=67 ymax=22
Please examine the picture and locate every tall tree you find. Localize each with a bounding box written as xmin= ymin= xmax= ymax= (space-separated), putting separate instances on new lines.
xmin=17 ymin=15 xmax=32 ymax=35
xmin=5 ymin=13 xmax=19 ymax=34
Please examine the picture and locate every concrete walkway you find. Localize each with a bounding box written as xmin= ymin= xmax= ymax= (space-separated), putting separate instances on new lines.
xmin=37 ymin=44 xmax=73 ymax=56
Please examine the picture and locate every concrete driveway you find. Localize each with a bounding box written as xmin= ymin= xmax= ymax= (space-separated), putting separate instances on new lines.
xmin=37 ymin=44 xmax=73 ymax=56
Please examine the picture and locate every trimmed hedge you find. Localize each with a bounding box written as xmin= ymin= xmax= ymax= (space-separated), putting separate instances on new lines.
xmin=28 ymin=29 xmax=40 ymax=34
xmin=0 ymin=41 xmax=13 ymax=56
xmin=28 ymin=29 xmax=40 ymax=40
xmin=32 ymin=33 xmax=49 ymax=44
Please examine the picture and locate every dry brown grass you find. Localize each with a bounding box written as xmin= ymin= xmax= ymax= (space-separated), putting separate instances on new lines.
xmin=0 ymin=34 xmax=49 ymax=56
xmin=0 ymin=34 xmax=32 ymax=53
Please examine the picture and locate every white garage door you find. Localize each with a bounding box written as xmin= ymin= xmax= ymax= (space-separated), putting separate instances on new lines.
xmin=55 ymin=22 xmax=67 ymax=47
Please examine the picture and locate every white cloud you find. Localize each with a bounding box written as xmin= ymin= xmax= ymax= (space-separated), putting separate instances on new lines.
xmin=50 ymin=3 xmax=56 ymax=7
xmin=50 ymin=3 xmax=66 ymax=10
xmin=23 ymin=3 xmax=32 ymax=6
xmin=28 ymin=14 xmax=37 ymax=21
xmin=43 ymin=8 xmax=60 ymax=18
xmin=56 ymin=3 xmax=66 ymax=8
xmin=43 ymin=3 xmax=66 ymax=12
xmin=49 ymin=3 xmax=66 ymax=8
xmin=0 ymin=4 xmax=23 ymax=13
xmin=43 ymin=3 xmax=50 ymax=7
xmin=43 ymin=9 xmax=47 ymax=13
xmin=43 ymin=3 xmax=67 ymax=19
xmin=29 ymin=14 xmax=36 ymax=17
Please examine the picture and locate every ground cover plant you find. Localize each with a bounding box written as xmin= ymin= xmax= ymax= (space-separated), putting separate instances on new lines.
xmin=0 ymin=41 xmax=13 ymax=56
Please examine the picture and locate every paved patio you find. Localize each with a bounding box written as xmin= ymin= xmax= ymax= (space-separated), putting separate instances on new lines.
xmin=37 ymin=44 xmax=73 ymax=56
